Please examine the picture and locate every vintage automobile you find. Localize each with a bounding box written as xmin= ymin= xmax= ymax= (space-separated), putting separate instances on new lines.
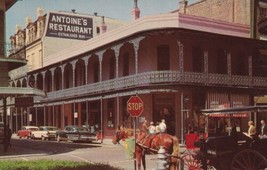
xmin=55 ymin=125 xmax=99 ymax=143
xmin=17 ymin=126 xmax=39 ymax=139
xmin=30 ymin=126 xmax=58 ymax=140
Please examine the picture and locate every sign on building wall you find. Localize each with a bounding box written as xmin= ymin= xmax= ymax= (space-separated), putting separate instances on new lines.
xmin=46 ymin=12 xmax=93 ymax=40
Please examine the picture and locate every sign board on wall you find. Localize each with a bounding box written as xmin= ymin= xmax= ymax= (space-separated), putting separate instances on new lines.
xmin=15 ymin=97 xmax=33 ymax=107
xmin=46 ymin=12 xmax=93 ymax=40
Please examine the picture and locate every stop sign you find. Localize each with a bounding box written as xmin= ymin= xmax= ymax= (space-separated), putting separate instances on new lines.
xmin=127 ymin=96 xmax=144 ymax=117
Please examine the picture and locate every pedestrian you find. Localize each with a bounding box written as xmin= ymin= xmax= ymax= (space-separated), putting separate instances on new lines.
xmin=148 ymin=121 xmax=156 ymax=134
xmin=115 ymin=125 xmax=122 ymax=144
xmin=142 ymin=119 xmax=148 ymax=133
xmin=159 ymin=119 xmax=167 ymax=133
xmin=259 ymin=120 xmax=267 ymax=139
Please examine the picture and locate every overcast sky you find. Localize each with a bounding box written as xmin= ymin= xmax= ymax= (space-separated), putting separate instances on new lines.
xmin=6 ymin=0 xmax=197 ymax=42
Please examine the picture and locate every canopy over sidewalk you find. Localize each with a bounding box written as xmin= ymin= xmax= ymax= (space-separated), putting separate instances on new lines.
xmin=201 ymin=105 xmax=267 ymax=115
xmin=0 ymin=87 xmax=46 ymax=97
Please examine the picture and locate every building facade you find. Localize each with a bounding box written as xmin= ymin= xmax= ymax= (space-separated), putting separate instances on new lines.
xmin=5 ymin=9 xmax=267 ymax=141
xmin=177 ymin=0 xmax=267 ymax=39
xmin=3 ymin=1 xmax=267 ymax=142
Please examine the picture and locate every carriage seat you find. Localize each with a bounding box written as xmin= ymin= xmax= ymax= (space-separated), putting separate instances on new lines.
xmin=205 ymin=135 xmax=237 ymax=157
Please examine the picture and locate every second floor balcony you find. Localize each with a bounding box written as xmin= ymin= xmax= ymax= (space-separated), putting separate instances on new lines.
xmin=39 ymin=70 xmax=267 ymax=103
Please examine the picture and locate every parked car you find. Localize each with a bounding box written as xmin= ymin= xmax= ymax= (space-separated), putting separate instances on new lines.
xmin=31 ymin=126 xmax=58 ymax=140
xmin=55 ymin=125 xmax=99 ymax=143
xmin=17 ymin=126 xmax=38 ymax=139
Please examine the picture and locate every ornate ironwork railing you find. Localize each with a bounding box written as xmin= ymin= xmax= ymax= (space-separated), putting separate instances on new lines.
xmin=44 ymin=71 xmax=267 ymax=101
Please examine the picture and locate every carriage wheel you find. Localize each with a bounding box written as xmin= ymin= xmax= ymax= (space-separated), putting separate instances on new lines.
xmin=181 ymin=152 xmax=202 ymax=170
xmin=231 ymin=149 xmax=267 ymax=170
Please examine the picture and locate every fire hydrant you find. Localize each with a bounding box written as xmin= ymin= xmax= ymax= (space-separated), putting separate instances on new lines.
xmin=157 ymin=146 xmax=168 ymax=170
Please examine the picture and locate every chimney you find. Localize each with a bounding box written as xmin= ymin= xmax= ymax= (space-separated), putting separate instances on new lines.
xmin=37 ymin=7 xmax=44 ymax=17
xmin=26 ymin=16 xmax=32 ymax=26
xmin=16 ymin=24 xmax=21 ymax=33
xmin=132 ymin=0 xmax=140 ymax=20
xmin=100 ymin=16 xmax=107 ymax=34
xmin=179 ymin=0 xmax=188 ymax=14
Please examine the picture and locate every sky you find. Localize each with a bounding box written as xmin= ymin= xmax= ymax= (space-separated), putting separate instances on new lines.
xmin=5 ymin=0 xmax=197 ymax=43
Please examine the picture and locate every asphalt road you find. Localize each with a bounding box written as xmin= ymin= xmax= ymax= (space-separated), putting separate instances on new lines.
xmin=0 ymin=135 xmax=161 ymax=170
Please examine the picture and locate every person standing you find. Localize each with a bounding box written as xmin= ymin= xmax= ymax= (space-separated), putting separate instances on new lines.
xmin=259 ymin=120 xmax=267 ymax=139
xmin=244 ymin=121 xmax=256 ymax=139
xmin=159 ymin=119 xmax=167 ymax=133
xmin=148 ymin=122 xmax=156 ymax=134
xmin=142 ymin=119 xmax=148 ymax=133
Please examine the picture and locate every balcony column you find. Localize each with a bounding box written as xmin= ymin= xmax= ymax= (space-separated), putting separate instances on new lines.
xmin=49 ymin=68 xmax=56 ymax=91
xmin=112 ymin=44 xmax=123 ymax=79
xmin=96 ymin=51 xmax=104 ymax=82
xmin=26 ymin=76 xmax=30 ymax=88
xmin=44 ymin=105 xmax=46 ymax=126
xmin=41 ymin=71 xmax=46 ymax=91
xmin=35 ymin=107 xmax=38 ymax=126
xmin=177 ymin=41 xmax=184 ymax=81
xmin=204 ymin=51 xmax=209 ymax=85
xmin=60 ymin=64 xmax=66 ymax=89
xmin=83 ymin=55 xmax=90 ymax=84
xmin=227 ymin=52 xmax=232 ymax=86
xmin=112 ymin=44 xmax=123 ymax=126
xmin=129 ymin=37 xmax=145 ymax=74
xmin=70 ymin=60 xmax=78 ymax=87
xmin=248 ymin=55 xmax=253 ymax=87
xmin=33 ymin=73 xmax=38 ymax=88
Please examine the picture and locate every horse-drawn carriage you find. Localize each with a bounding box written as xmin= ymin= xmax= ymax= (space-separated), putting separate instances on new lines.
xmin=182 ymin=105 xmax=267 ymax=170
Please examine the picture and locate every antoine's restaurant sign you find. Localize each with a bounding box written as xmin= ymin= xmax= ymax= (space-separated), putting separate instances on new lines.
xmin=46 ymin=12 xmax=93 ymax=40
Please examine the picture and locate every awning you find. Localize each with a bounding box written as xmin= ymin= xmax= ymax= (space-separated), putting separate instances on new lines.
xmin=0 ymin=87 xmax=46 ymax=97
xmin=201 ymin=105 xmax=267 ymax=115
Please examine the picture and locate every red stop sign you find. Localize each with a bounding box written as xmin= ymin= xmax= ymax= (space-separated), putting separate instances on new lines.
xmin=127 ymin=96 xmax=144 ymax=117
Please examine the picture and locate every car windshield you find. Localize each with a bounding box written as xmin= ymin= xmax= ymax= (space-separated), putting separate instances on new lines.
xmin=75 ymin=127 xmax=88 ymax=132
xmin=29 ymin=128 xmax=38 ymax=131
xmin=46 ymin=127 xmax=57 ymax=131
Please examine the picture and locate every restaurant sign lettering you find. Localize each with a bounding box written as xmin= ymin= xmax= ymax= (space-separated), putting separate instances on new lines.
xmin=46 ymin=12 xmax=93 ymax=40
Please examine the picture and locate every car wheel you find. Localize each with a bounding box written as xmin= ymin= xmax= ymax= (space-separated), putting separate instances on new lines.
xmin=56 ymin=135 xmax=60 ymax=142
xmin=31 ymin=135 xmax=35 ymax=140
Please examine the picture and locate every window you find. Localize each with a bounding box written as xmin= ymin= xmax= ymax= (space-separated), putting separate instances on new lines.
xmin=93 ymin=60 xmax=99 ymax=82
xmin=157 ymin=45 xmax=170 ymax=70
xmin=96 ymin=27 xmax=100 ymax=35
xmin=109 ymin=57 xmax=115 ymax=79
xmin=123 ymin=53 xmax=129 ymax=76
xmin=192 ymin=46 xmax=204 ymax=72
xmin=217 ymin=49 xmax=227 ymax=74
xmin=107 ymin=100 xmax=115 ymax=128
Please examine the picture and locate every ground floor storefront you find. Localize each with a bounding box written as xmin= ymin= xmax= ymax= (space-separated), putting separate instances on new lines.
xmin=4 ymin=88 xmax=254 ymax=142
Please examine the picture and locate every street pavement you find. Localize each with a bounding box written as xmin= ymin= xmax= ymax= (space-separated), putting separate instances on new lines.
xmin=0 ymin=134 xmax=186 ymax=170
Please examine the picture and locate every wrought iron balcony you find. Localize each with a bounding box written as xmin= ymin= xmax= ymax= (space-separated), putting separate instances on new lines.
xmin=258 ymin=6 xmax=267 ymax=36
xmin=41 ymin=71 xmax=267 ymax=103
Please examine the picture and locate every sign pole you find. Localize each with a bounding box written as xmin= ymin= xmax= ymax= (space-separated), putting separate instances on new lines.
xmin=133 ymin=117 xmax=136 ymax=170
xmin=126 ymin=95 xmax=143 ymax=170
